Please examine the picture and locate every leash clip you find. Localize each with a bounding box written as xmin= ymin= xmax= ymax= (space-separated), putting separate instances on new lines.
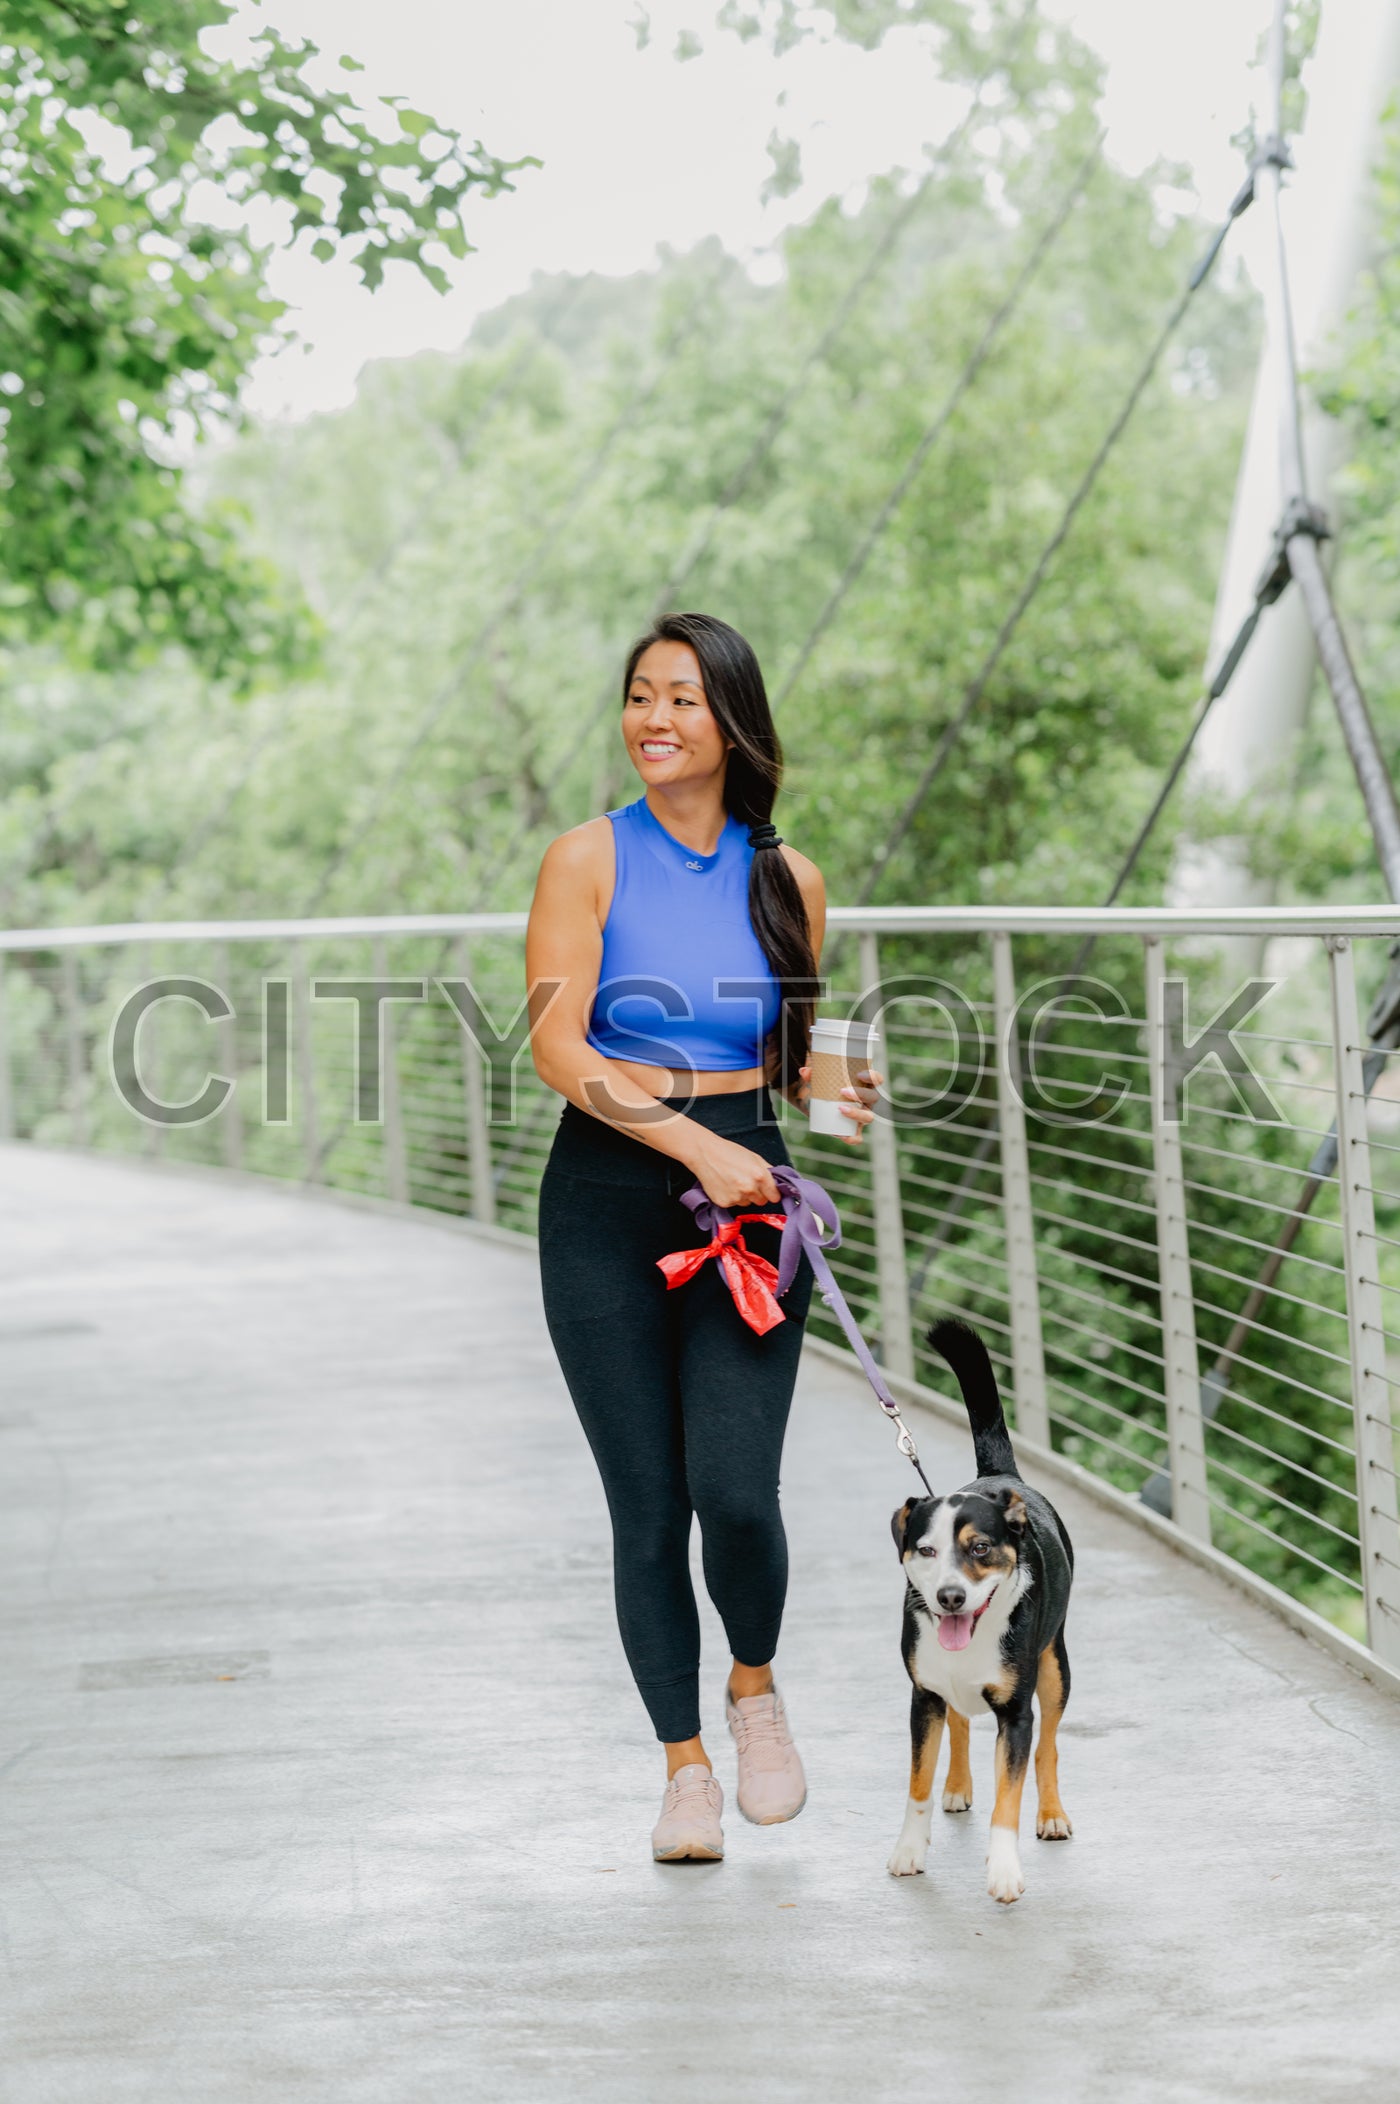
xmin=891 ymin=1409 xmax=936 ymax=1498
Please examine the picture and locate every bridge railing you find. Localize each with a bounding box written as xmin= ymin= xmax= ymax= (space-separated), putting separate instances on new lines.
xmin=5 ymin=902 xmax=1400 ymax=1691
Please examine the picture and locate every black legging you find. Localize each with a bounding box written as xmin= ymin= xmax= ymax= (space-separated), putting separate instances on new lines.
xmin=538 ymin=1087 xmax=813 ymax=1743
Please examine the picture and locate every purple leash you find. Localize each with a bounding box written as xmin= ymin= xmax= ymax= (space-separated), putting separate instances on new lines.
xmin=679 ymin=1164 xmax=935 ymax=1497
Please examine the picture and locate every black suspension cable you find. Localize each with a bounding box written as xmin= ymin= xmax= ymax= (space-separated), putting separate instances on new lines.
xmin=852 ymin=165 xmax=1261 ymax=911
xmin=903 ymin=524 xmax=1296 ymax=1306
xmin=650 ymin=113 xmax=981 ymax=611
xmin=769 ymin=130 xmax=1105 ymax=717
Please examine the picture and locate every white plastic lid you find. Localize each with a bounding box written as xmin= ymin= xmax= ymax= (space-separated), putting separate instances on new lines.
xmin=809 ymin=1017 xmax=879 ymax=1047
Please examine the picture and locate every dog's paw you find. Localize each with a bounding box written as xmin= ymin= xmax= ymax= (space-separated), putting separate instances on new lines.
xmin=1036 ymin=1809 xmax=1072 ymax=1841
xmin=887 ymin=1838 xmax=928 ymax=1877
xmin=985 ymin=1828 xmax=1024 ymax=1904
xmin=942 ymin=1786 xmax=972 ymax=1814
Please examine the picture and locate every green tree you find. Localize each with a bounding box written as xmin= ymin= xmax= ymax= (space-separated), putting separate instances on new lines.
xmin=0 ymin=0 xmax=530 ymax=678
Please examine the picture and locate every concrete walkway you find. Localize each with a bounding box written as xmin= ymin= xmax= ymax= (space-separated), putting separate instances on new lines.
xmin=3 ymin=1146 xmax=1400 ymax=2103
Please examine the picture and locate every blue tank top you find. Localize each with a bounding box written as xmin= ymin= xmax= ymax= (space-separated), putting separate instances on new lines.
xmin=586 ymin=797 xmax=782 ymax=1072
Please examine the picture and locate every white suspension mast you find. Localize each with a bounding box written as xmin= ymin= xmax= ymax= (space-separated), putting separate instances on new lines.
xmin=1176 ymin=0 xmax=1400 ymax=946
xmin=1256 ymin=0 xmax=1400 ymax=898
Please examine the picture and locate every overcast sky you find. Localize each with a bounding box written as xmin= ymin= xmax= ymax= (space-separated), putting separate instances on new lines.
xmin=220 ymin=0 xmax=1276 ymax=423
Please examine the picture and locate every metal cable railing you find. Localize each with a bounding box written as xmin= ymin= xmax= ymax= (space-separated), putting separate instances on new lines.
xmin=4 ymin=902 xmax=1399 ymax=1692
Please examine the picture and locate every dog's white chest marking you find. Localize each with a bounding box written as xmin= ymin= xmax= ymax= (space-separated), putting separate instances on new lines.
xmin=909 ymin=1614 xmax=1005 ymax=1715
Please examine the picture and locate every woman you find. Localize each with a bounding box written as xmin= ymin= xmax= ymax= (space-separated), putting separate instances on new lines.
xmin=526 ymin=611 xmax=876 ymax=1862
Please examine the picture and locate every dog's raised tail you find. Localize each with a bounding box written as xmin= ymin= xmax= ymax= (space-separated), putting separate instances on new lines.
xmin=927 ymin=1317 xmax=1020 ymax=1479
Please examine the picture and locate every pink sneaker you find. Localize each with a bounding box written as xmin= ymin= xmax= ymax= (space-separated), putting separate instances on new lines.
xmin=726 ymin=1684 xmax=807 ymax=1825
xmin=651 ymin=1764 xmax=725 ymax=1862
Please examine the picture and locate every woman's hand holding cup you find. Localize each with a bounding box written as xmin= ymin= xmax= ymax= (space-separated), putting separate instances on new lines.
xmin=803 ymin=1019 xmax=883 ymax=1143
xmin=798 ymin=1063 xmax=882 ymax=1143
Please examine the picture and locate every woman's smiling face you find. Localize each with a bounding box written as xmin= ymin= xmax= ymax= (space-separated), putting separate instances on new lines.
xmin=623 ymin=639 xmax=731 ymax=787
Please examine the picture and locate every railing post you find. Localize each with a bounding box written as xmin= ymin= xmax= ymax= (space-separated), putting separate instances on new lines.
xmin=62 ymin=949 xmax=87 ymax=1148
xmin=0 ymin=955 xmax=12 ymax=1143
xmin=293 ymin=941 xmax=321 ymax=1185
xmin=215 ymin=940 xmax=242 ymax=1173
xmin=1326 ymin=934 xmax=1400 ymax=1668
xmin=857 ymin=930 xmax=914 ymax=1381
xmin=1144 ymin=937 xmax=1211 ymax=1542
xmin=455 ymin=935 xmax=496 ymax=1226
xmin=991 ymin=933 xmax=1050 ymax=1446
xmin=373 ymin=936 xmax=409 ymax=1206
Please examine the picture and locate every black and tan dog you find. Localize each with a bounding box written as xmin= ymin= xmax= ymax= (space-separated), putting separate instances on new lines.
xmin=888 ymin=1318 xmax=1074 ymax=1904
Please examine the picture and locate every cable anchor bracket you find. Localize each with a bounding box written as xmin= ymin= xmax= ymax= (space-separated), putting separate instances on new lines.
xmin=1247 ymin=495 xmax=1326 ymax=617
xmin=1250 ymin=132 xmax=1295 ymax=178
xmin=1278 ymin=495 xmax=1331 ymax=547
xmin=1202 ymin=137 xmax=1294 ymax=284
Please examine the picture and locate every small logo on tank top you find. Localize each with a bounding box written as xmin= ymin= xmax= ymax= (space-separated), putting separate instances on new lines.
xmin=685 ymin=858 xmax=704 ymax=871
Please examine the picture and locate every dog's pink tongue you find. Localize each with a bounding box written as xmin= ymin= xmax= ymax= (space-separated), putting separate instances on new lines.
xmin=937 ymin=1612 xmax=974 ymax=1651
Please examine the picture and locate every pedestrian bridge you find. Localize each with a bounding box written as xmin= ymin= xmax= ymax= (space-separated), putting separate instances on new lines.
xmin=3 ymin=1148 xmax=1399 ymax=2102
xmin=5 ymin=903 xmax=1400 ymax=2098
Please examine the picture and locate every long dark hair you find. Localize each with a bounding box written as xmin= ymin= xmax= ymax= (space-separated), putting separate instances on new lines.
xmin=622 ymin=612 xmax=818 ymax=1092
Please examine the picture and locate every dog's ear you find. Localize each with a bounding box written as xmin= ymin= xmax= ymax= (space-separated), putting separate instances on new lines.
xmin=891 ymin=1498 xmax=917 ymax=1558
xmin=999 ymin=1487 xmax=1029 ymax=1537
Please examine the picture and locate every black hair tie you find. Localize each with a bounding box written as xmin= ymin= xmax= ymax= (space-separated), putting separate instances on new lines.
xmin=748 ymin=822 xmax=783 ymax=851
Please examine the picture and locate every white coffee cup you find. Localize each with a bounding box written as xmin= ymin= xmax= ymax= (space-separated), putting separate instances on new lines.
xmin=807 ymin=1017 xmax=880 ymax=1137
